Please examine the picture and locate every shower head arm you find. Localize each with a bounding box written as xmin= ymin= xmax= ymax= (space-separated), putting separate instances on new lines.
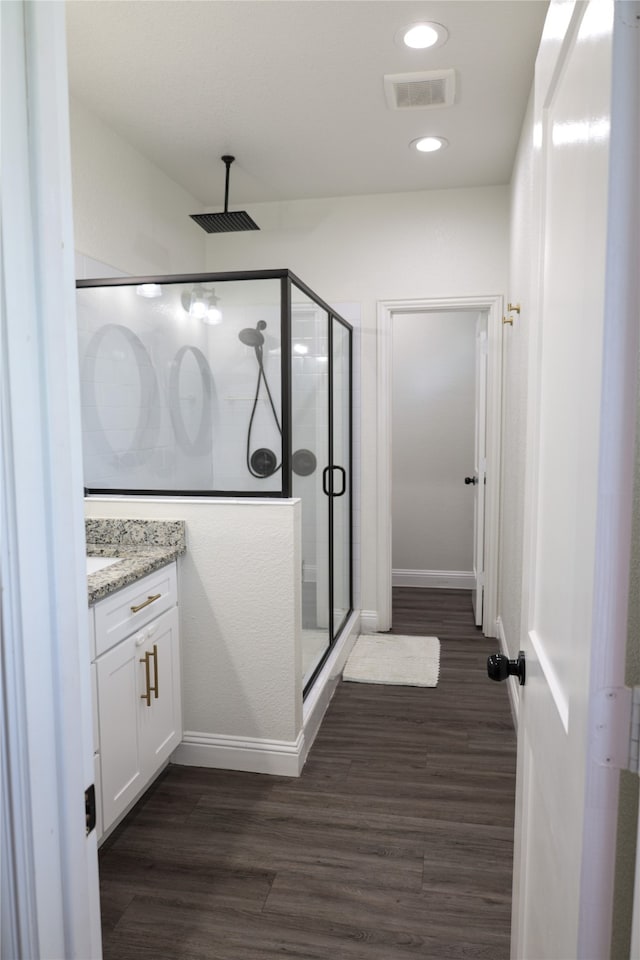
xmin=190 ymin=153 xmax=258 ymax=232
xmin=221 ymin=155 xmax=235 ymax=214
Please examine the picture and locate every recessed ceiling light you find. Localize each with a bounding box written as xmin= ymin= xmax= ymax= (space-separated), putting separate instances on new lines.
xmin=411 ymin=136 xmax=448 ymax=153
xmin=398 ymin=21 xmax=448 ymax=51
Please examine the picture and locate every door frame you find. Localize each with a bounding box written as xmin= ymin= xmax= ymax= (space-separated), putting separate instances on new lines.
xmin=1 ymin=2 xmax=102 ymax=955
xmin=376 ymin=295 xmax=504 ymax=635
xmin=472 ymin=323 xmax=489 ymax=627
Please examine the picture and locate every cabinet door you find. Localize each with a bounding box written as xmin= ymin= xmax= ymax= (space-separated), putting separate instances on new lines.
xmin=96 ymin=629 xmax=146 ymax=830
xmin=139 ymin=607 xmax=181 ymax=770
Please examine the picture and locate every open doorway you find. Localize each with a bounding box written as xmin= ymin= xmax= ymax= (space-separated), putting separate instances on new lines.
xmin=376 ymin=296 xmax=503 ymax=637
xmin=391 ymin=309 xmax=487 ymax=626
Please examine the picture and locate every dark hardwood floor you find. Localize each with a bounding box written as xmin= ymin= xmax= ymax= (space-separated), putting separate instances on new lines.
xmin=99 ymin=588 xmax=516 ymax=959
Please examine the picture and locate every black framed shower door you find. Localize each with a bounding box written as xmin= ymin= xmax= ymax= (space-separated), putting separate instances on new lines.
xmin=288 ymin=277 xmax=353 ymax=696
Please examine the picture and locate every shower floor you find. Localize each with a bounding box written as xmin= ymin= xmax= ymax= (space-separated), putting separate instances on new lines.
xmin=301 ymin=628 xmax=329 ymax=686
xmin=301 ymin=583 xmax=328 ymax=686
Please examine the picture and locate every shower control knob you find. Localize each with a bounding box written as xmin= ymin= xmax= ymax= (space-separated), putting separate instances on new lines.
xmin=487 ymin=651 xmax=526 ymax=686
xmin=464 ymin=476 xmax=478 ymax=485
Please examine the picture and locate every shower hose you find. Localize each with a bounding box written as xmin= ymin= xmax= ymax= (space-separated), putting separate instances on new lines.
xmin=246 ymin=341 xmax=282 ymax=478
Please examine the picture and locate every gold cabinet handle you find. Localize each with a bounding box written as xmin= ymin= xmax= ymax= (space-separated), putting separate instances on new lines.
xmin=130 ymin=593 xmax=161 ymax=614
xmin=139 ymin=651 xmax=151 ymax=707
xmin=149 ymin=644 xmax=159 ymax=700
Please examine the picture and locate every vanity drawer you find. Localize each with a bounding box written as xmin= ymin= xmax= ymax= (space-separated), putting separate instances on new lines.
xmin=94 ymin=563 xmax=177 ymax=657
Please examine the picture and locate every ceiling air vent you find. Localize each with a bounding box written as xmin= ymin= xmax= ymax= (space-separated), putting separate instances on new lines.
xmin=384 ymin=69 xmax=456 ymax=110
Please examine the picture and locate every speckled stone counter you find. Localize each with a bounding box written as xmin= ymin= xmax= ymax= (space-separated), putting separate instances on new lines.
xmin=86 ymin=518 xmax=186 ymax=605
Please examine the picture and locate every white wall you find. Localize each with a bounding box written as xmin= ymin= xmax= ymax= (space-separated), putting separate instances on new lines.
xmin=85 ymin=497 xmax=302 ymax=746
xmin=70 ymin=98 xmax=206 ymax=276
xmin=202 ymin=186 xmax=510 ymax=618
xmin=392 ymin=310 xmax=476 ymax=577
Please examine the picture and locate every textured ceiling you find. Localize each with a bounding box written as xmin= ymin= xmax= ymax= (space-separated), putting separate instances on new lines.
xmin=65 ymin=0 xmax=549 ymax=207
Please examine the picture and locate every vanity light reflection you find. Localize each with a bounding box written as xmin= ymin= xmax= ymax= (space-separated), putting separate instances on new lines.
xmin=136 ymin=283 xmax=163 ymax=298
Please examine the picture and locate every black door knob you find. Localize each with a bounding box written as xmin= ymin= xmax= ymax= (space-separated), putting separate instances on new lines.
xmin=464 ymin=476 xmax=478 ymax=485
xmin=487 ymin=651 xmax=526 ymax=686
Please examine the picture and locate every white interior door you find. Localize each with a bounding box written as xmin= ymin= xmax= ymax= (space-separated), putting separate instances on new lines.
xmin=1 ymin=2 xmax=102 ymax=955
xmin=471 ymin=322 xmax=488 ymax=626
xmin=512 ymin=2 xmax=624 ymax=957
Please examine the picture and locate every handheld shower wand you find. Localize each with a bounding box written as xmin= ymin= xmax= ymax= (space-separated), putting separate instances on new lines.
xmin=238 ymin=320 xmax=267 ymax=348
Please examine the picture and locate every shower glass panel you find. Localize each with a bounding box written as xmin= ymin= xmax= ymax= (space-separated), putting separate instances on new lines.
xmin=77 ymin=269 xmax=353 ymax=699
xmin=77 ymin=277 xmax=282 ymax=494
xmin=332 ymin=317 xmax=352 ymax=637
xmin=290 ymin=285 xmax=330 ymax=687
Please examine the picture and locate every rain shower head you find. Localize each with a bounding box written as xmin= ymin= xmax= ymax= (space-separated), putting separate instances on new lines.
xmin=190 ymin=156 xmax=260 ymax=234
xmin=238 ymin=320 xmax=267 ymax=347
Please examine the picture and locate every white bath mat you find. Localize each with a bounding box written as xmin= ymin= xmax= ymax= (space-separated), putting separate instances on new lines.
xmin=343 ymin=634 xmax=440 ymax=687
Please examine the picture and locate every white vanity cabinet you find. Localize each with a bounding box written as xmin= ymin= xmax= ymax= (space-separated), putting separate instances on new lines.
xmin=90 ymin=562 xmax=181 ymax=840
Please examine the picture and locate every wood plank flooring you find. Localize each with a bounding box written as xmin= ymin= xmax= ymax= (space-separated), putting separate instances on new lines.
xmin=99 ymin=588 xmax=516 ymax=959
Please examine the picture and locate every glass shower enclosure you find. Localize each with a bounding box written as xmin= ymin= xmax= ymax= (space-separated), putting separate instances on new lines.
xmin=76 ymin=270 xmax=353 ymax=695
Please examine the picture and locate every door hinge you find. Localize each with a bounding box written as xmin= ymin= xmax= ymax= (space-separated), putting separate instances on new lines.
xmin=591 ymin=686 xmax=640 ymax=774
xmin=85 ymin=783 xmax=96 ymax=836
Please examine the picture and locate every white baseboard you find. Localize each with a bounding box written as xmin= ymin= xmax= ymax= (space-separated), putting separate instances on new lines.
xmin=392 ymin=569 xmax=475 ymax=589
xmin=360 ymin=610 xmax=378 ymax=632
xmin=173 ymin=610 xmax=362 ymax=779
xmin=496 ymin=615 xmax=519 ymax=730
xmin=301 ymin=610 xmax=360 ymax=768
xmin=173 ymin=731 xmax=305 ymax=777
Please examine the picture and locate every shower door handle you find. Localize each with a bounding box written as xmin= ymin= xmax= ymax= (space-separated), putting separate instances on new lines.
xmin=322 ymin=466 xmax=346 ymax=497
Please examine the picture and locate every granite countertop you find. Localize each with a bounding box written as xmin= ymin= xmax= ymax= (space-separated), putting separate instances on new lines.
xmin=86 ymin=518 xmax=186 ymax=605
